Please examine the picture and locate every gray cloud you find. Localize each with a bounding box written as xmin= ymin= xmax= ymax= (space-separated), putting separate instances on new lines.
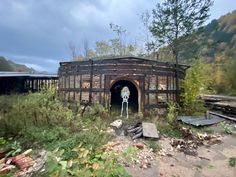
xmin=0 ymin=0 xmax=235 ymax=73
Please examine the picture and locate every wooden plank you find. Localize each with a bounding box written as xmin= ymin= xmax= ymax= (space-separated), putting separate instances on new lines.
xmin=167 ymin=76 xmax=169 ymax=102
xmin=59 ymin=57 xmax=187 ymax=69
xmin=147 ymin=90 xmax=176 ymax=93
xmin=78 ymin=65 xmax=178 ymax=73
xmin=99 ymin=74 xmax=102 ymax=104
xmin=142 ymin=122 xmax=159 ymax=139
xmin=140 ymin=75 xmax=145 ymax=111
xmin=75 ymin=64 xmax=176 ymax=71
xmin=144 ymin=104 xmax=167 ymax=109
xmin=79 ymin=74 xmax=82 ymax=102
xmin=61 ymin=70 xmax=178 ymax=77
xmin=208 ymin=111 xmax=236 ymax=122
xmin=147 ymin=77 xmax=150 ymax=105
xmin=89 ymin=60 xmax=93 ymax=102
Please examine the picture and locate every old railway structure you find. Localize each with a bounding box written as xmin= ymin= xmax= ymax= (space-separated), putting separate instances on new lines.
xmin=58 ymin=57 xmax=187 ymax=113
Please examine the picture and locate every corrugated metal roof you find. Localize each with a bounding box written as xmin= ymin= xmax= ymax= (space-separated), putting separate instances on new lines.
xmin=0 ymin=72 xmax=58 ymax=78
xmin=177 ymin=115 xmax=225 ymax=126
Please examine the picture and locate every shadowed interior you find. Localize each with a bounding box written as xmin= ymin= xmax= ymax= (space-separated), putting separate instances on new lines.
xmin=110 ymin=80 xmax=138 ymax=113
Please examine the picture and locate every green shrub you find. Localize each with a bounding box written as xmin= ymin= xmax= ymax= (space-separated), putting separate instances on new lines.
xmin=144 ymin=140 xmax=161 ymax=152
xmin=229 ymin=157 xmax=236 ymax=167
xmin=181 ymin=59 xmax=209 ymax=115
xmin=44 ymin=147 xmax=131 ymax=177
xmin=220 ymin=122 xmax=235 ymax=134
xmin=83 ymin=104 xmax=110 ymax=120
xmin=5 ymin=141 xmax=22 ymax=157
xmin=0 ymin=137 xmax=6 ymax=146
xmin=0 ymin=89 xmax=127 ymax=177
xmin=18 ymin=126 xmax=70 ymax=148
xmin=156 ymin=122 xmax=182 ymax=138
xmin=0 ymin=88 xmax=74 ymax=135
xmin=167 ymin=102 xmax=178 ymax=123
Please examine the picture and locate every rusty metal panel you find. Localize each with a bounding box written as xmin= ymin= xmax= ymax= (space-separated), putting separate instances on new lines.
xmin=177 ymin=115 xmax=225 ymax=126
xmin=142 ymin=122 xmax=159 ymax=139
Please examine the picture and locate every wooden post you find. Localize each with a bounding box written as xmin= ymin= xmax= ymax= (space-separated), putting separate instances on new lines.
xmin=89 ymin=59 xmax=93 ymax=103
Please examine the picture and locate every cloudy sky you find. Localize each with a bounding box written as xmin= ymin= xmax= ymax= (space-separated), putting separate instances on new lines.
xmin=0 ymin=0 xmax=236 ymax=73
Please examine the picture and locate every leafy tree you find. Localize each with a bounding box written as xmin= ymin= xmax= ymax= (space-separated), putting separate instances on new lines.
xmin=86 ymin=48 xmax=96 ymax=59
xmin=181 ymin=59 xmax=210 ymax=113
xmin=109 ymin=38 xmax=122 ymax=56
xmin=149 ymin=0 xmax=213 ymax=100
xmin=214 ymin=58 xmax=236 ymax=95
xmin=149 ymin=0 xmax=213 ymax=64
xmin=95 ymin=41 xmax=112 ymax=56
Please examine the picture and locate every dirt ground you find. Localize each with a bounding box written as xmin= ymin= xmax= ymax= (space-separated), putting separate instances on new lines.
xmin=125 ymin=135 xmax=236 ymax=177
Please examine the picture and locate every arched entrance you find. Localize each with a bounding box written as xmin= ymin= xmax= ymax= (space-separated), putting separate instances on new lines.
xmin=110 ymin=80 xmax=139 ymax=113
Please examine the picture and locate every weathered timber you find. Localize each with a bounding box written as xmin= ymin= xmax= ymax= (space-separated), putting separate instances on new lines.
xmin=142 ymin=122 xmax=159 ymax=139
xmin=58 ymin=56 xmax=186 ymax=113
xmin=208 ymin=111 xmax=236 ymax=122
xmin=202 ymin=95 xmax=236 ymax=116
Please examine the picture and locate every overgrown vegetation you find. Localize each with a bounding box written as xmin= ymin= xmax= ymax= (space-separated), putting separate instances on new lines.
xmin=219 ymin=122 xmax=236 ymax=135
xmin=229 ymin=157 xmax=236 ymax=167
xmin=211 ymin=59 xmax=236 ymax=95
xmin=181 ymin=59 xmax=210 ymax=115
xmin=0 ymin=87 xmax=74 ymax=136
xmin=0 ymin=88 xmax=131 ymax=176
xmin=144 ymin=140 xmax=161 ymax=153
xmin=166 ymin=102 xmax=178 ymax=124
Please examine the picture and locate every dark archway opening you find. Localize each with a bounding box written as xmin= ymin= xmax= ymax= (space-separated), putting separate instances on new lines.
xmin=110 ymin=80 xmax=138 ymax=113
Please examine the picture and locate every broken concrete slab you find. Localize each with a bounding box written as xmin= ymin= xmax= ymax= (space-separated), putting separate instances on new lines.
xmin=142 ymin=122 xmax=159 ymax=139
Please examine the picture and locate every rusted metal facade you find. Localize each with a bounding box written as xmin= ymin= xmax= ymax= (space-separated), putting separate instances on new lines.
xmin=58 ymin=57 xmax=187 ymax=112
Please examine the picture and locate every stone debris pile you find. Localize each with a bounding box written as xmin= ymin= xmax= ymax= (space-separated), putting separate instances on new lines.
xmin=103 ymin=138 xmax=156 ymax=169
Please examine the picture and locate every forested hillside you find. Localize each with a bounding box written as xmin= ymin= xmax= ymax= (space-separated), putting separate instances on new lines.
xmin=0 ymin=56 xmax=34 ymax=72
xmin=178 ymin=10 xmax=236 ymax=63
xmin=173 ymin=10 xmax=236 ymax=95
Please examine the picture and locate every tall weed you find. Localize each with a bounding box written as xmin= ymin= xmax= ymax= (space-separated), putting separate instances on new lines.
xmin=181 ymin=59 xmax=209 ymax=115
xmin=0 ymin=88 xmax=73 ymax=135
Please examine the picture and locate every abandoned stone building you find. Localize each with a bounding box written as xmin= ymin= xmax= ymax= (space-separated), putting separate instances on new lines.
xmin=58 ymin=56 xmax=187 ymax=113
